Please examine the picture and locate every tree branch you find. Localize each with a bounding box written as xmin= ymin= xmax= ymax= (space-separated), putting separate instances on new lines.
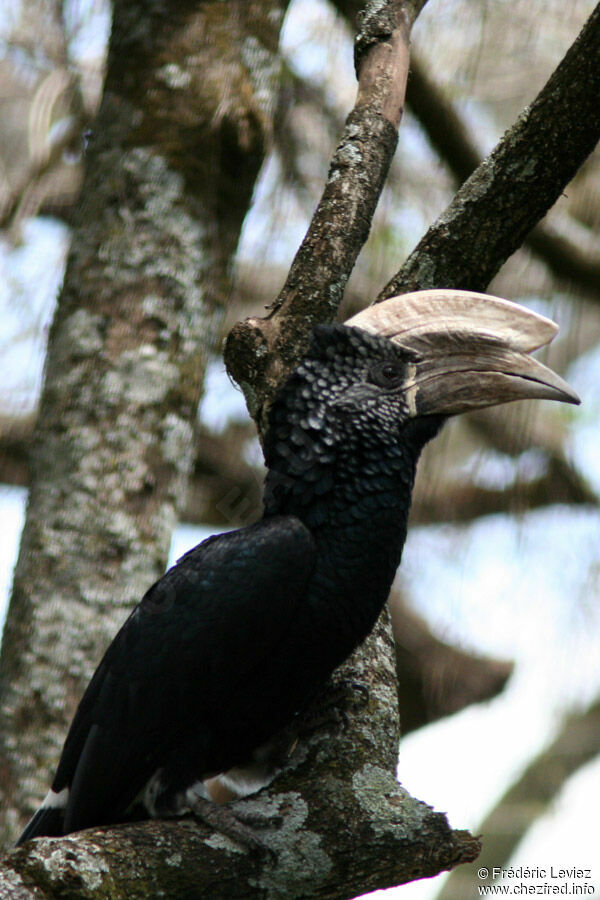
xmin=405 ymin=52 xmax=600 ymax=303
xmin=0 ymin=619 xmax=480 ymax=898
xmin=225 ymin=0 xmax=428 ymax=429
xmin=389 ymin=594 xmax=513 ymax=734
xmin=410 ymin=466 xmax=597 ymax=525
xmin=380 ymin=3 xmax=600 ymax=298
xmin=0 ymin=809 xmax=477 ymax=900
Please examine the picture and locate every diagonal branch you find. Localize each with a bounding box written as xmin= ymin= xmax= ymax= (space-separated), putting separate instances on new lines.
xmin=225 ymin=0 xmax=429 ymax=430
xmin=405 ymin=52 xmax=600 ymax=303
xmin=380 ymin=3 xmax=600 ymax=299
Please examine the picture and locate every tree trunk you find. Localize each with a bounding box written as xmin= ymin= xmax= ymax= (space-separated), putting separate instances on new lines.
xmin=0 ymin=0 xmax=285 ymax=846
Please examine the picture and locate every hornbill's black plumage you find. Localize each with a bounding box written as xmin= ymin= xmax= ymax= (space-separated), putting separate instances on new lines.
xmin=17 ymin=290 xmax=579 ymax=846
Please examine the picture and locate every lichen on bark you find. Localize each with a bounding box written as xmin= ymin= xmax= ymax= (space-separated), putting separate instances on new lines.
xmin=0 ymin=0 xmax=286 ymax=846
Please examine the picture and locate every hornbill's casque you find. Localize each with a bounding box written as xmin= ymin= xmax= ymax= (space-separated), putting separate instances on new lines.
xmin=17 ymin=290 xmax=579 ymax=846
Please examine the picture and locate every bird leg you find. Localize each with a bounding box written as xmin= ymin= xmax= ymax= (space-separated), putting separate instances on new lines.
xmin=185 ymin=785 xmax=278 ymax=856
xmin=185 ymin=682 xmax=369 ymax=851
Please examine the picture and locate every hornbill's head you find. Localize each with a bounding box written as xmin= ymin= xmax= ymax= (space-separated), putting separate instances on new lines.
xmin=264 ymin=290 xmax=578 ymax=509
xmin=344 ymin=288 xmax=579 ymax=420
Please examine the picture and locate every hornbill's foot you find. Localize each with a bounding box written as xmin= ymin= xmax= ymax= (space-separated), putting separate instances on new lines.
xmin=186 ymin=788 xmax=278 ymax=856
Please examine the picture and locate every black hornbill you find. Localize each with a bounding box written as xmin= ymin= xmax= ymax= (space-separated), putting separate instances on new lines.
xmin=17 ymin=289 xmax=579 ymax=845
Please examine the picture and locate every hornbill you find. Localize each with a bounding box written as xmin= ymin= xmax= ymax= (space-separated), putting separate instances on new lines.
xmin=17 ymin=289 xmax=579 ymax=846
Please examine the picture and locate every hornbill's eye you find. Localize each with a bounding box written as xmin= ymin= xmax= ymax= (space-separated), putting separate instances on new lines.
xmin=369 ymin=361 xmax=405 ymax=388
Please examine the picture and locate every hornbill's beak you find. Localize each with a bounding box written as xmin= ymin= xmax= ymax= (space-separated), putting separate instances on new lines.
xmin=346 ymin=289 xmax=580 ymax=416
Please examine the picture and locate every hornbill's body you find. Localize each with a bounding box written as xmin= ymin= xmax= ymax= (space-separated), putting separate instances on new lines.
xmin=17 ymin=290 xmax=578 ymax=845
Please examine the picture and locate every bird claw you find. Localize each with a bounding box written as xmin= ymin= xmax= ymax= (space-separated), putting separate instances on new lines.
xmin=186 ymin=790 xmax=276 ymax=857
xmin=234 ymin=805 xmax=284 ymax=831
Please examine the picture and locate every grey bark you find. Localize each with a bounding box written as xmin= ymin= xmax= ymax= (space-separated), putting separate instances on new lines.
xmin=0 ymin=0 xmax=286 ymax=846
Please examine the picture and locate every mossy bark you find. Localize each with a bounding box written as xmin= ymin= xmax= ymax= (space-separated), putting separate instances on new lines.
xmin=0 ymin=0 xmax=286 ymax=846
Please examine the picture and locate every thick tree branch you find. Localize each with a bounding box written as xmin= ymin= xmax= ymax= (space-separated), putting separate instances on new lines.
xmin=0 ymin=619 xmax=480 ymax=899
xmin=380 ymin=3 xmax=600 ymax=298
xmin=405 ymin=52 xmax=600 ymax=303
xmin=0 ymin=806 xmax=477 ymax=900
xmin=225 ymin=0 xmax=428 ymax=430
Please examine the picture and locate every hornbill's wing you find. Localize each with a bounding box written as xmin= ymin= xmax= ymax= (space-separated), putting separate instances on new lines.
xmin=50 ymin=515 xmax=316 ymax=832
